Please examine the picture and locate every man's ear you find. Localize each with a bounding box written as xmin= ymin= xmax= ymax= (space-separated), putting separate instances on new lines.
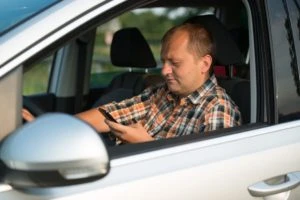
xmin=200 ymin=54 xmax=213 ymax=73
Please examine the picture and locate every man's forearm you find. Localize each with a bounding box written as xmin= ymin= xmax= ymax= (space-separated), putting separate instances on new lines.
xmin=75 ymin=108 xmax=110 ymax=133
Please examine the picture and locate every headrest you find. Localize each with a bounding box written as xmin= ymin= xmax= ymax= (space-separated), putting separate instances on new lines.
xmin=110 ymin=27 xmax=157 ymax=68
xmin=185 ymin=15 xmax=243 ymax=65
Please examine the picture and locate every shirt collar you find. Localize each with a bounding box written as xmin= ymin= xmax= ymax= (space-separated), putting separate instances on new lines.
xmin=188 ymin=75 xmax=218 ymax=104
xmin=166 ymin=75 xmax=218 ymax=105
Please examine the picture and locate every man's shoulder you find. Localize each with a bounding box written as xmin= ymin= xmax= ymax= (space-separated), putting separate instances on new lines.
xmin=202 ymin=84 xmax=237 ymax=109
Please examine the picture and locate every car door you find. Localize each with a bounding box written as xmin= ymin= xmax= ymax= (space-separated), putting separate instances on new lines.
xmin=54 ymin=124 xmax=300 ymax=200
xmin=43 ymin=0 xmax=300 ymax=199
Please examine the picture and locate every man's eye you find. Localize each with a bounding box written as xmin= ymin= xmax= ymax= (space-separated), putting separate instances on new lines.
xmin=171 ymin=62 xmax=180 ymax=67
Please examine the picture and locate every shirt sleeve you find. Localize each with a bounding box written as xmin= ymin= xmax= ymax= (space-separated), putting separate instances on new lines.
xmin=204 ymin=103 xmax=241 ymax=132
xmin=100 ymin=86 xmax=155 ymax=125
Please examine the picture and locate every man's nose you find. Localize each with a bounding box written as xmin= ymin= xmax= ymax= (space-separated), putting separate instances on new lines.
xmin=161 ymin=63 xmax=172 ymax=76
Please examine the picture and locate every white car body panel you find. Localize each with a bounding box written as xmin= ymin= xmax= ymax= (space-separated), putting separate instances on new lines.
xmin=1 ymin=121 xmax=300 ymax=199
xmin=55 ymin=121 xmax=300 ymax=200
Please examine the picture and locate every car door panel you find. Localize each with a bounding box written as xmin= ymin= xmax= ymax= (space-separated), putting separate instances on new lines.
xmin=10 ymin=121 xmax=297 ymax=200
xmin=98 ymin=122 xmax=300 ymax=200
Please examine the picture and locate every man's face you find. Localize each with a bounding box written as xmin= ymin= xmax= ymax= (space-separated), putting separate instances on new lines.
xmin=161 ymin=30 xmax=211 ymax=97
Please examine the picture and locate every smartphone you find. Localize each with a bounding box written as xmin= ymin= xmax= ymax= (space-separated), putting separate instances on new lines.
xmin=98 ymin=107 xmax=118 ymax=123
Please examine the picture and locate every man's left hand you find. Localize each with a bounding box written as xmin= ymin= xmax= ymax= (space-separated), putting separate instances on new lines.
xmin=105 ymin=120 xmax=154 ymax=143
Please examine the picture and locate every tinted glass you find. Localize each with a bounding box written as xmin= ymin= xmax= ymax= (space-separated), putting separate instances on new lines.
xmin=287 ymin=0 xmax=300 ymax=96
xmin=267 ymin=0 xmax=300 ymax=122
xmin=0 ymin=0 xmax=60 ymax=36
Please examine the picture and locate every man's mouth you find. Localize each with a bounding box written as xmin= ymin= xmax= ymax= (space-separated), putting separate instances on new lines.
xmin=164 ymin=75 xmax=177 ymax=85
xmin=166 ymin=78 xmax=175 ymax=83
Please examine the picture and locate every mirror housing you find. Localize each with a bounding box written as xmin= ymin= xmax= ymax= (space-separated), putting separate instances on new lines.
xmin=0 ymin=113 xmax=109 ymax=188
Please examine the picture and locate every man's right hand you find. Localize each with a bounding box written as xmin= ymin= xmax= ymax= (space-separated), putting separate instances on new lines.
xmin=105 ymin=120 xmax=154 ymax=143
xmin=22 ymin=108 xmax=35 ymax=122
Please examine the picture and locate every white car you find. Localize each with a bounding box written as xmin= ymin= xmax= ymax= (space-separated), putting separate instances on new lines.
xmin=0 ymin=0 xmax=300 ymax=199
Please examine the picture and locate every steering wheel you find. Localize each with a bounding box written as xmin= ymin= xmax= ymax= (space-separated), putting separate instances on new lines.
xmin=23 ymin=96 xmax=46 ymax=117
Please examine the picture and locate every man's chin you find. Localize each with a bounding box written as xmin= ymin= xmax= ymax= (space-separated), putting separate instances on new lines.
xmin=167 ymin=85 xmax=181 ymax=95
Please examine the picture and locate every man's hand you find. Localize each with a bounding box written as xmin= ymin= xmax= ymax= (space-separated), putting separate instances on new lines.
xmin=105 ymin=120 xmax=154 ymax=143
xmin=22 ymin=108 xmax=35 ymax=122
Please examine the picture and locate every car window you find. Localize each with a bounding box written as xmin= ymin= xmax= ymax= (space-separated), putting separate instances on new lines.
xmin=89 ymin=7 xmax=214 ymax=88
xmin=16 ymin=0 xmax=252 ymax=139
xmin=88 ymin=4 xmax=253 ymax=123
xmin=23 ymin=54 xmax=54 ymax=95
xmin=267 ymin=0 xmax=300 ymax=122
xmin=286 ymin=0 xmax=300 ymax=97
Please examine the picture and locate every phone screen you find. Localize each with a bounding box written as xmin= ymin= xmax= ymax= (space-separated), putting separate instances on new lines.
xmin=98 ymin=108 xmax=118 ymax=123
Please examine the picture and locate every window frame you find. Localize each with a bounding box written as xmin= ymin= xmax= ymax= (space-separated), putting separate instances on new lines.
xmin=18 ymin=0 xmax=268 ymax=157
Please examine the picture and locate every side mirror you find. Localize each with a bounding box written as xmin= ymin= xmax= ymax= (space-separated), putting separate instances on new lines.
xmin=0 ymin=113 xmax=109 ymax=188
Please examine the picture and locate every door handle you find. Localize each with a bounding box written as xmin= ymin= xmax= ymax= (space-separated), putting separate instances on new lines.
xmin=248 ymin=172 xmax=300 ymax=197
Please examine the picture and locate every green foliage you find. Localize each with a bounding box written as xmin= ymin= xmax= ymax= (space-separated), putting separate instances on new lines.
xmin=119 ymin=11 xmax=174 ymax=40
xmin=24 ymin=7 xmax=213 ymax=95
xmin=163 ymin=8 xmax=209 ymax=24
xmin=23 ymin=60 xmax=51 ymax=95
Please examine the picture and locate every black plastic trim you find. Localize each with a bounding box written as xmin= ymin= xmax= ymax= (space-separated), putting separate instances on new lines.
xmin=251 ymin=0 xmax=276 ymax=124
xmin=2 ymin=165 xmax=108 ymax=188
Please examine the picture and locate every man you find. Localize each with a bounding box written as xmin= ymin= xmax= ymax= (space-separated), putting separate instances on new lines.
xmin=23 ymin=23 xmax=241 ymax=143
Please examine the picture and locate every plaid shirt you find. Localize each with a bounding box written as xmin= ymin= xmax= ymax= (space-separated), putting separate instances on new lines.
xmin=102 ymin=75 xmax=241 ymax=140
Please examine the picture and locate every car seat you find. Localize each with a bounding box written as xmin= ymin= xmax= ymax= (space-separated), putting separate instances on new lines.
xmin=185 ymin=15 xmax=251 ymax=124
xmin=92 ymin=27 xmax=157 ymax=107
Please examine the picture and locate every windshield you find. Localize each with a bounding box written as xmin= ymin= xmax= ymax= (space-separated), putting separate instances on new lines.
xmin=0 ymin=0 xmax=61 ymax=36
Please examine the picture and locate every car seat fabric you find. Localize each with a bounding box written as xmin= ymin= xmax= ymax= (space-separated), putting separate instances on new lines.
xmin=93 ymin=27 xmax=157 ymax=107
xmin=185 ymin=15 xmax=244 ymax=66
xmin=92 ymin=88 xmax=134 ymax=107
xmin=110 ymin=27 xmax=156 ymax=68
xmin=185 ymin=15 xmax=250 ymax=124
xmin=107 ymin=72 xmax=146 ymax=96
xmin=217 ymin=78 xmax=250 ymax=124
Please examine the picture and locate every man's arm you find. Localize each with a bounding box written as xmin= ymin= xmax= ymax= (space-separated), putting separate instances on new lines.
xmin=78 ymin=109 xmax=154 ymax=143
xmin=23 ymin=107 xmax=111 ymax=133
xmin=77 ymin=108 xmax=154 ymax=143
xmin=75 ymin=108 xmax=110 ymax=132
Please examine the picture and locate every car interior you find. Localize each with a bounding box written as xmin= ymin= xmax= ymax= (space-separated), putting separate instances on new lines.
xmin=92 ymin=27 xmax=158 ymax=107
xmin=21 ymin=0 xmax=255 ymax=156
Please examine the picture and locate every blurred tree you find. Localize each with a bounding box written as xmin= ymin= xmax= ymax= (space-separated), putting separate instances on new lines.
xmin=163 ymin=7 xmax=213 ymax=24
xmin=119 ymin=10 xmax=173 ymax=42
xmin=119 ymin=7 xmax=213 ymax=39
